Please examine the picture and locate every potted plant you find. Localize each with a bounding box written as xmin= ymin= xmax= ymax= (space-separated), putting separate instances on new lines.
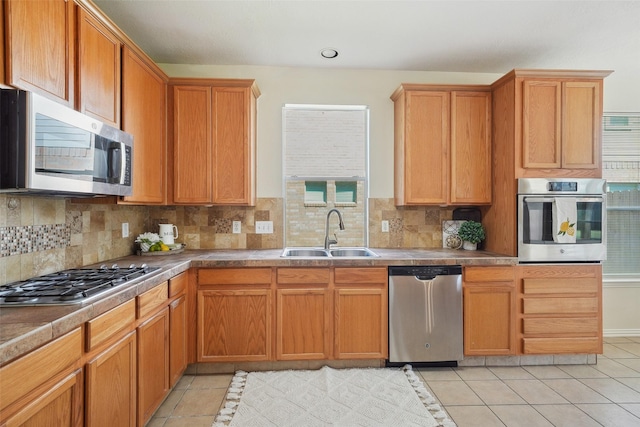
xmin=457 ymin=220 xmax=485 ymax=250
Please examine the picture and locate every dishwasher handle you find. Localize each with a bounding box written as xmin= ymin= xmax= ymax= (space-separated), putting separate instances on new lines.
xmin=416 ymin=274 xmax=436 ymax=281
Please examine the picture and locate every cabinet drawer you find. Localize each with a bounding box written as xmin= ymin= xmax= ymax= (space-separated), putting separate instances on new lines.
xmin=523 ymin=278 xmax=598 ymax=294
xmin=169 ymin=272 xmax=187 ymax=297
xmin=137 ymin=282 xmax=168 ymax=319
xmin=523 ymin=297 xmax=598 ymax=315
xmin=86 ymin=299 xmax=136 ymax=351
xmin=523 ymin=317 xmax=599 ymax=335
xmin=199 ymin=268 xmax=272 ymax=285
xmin=0 ymin=328 xmax=82 ymax=413
xmin=523 ymin=337 xmax=600 ymax=354
xmin=464 ymin=266 xmax=515 ymax=282
xmin=334 ymin=267 xmax=387 ymax=284
xmin=277 ymin=268 xmax=330 ymax=285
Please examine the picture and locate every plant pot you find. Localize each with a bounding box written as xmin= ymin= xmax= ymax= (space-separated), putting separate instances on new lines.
xmin=462 ymin=241 xmax=477 ymax=251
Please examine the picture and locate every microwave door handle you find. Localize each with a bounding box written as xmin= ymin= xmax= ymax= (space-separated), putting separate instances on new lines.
xmin=524 ymin=197 xmax=604 ymax=203
xmin=108 ymin=142 xmax=125 ymax=184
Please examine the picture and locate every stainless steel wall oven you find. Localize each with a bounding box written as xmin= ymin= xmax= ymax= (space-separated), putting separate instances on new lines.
xmin=518 ymin=178 xmax=606 ymax=263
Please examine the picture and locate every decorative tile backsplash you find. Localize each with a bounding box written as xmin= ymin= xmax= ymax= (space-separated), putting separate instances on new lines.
xmin=1 ymin=224 xmax=70 ymax=256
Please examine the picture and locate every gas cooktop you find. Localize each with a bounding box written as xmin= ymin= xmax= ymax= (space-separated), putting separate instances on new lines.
xmin=0 ymin=264 xmax=160 ymax=307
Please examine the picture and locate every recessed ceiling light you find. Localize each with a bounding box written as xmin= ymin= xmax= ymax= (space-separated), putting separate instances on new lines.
xmin=320 ymin=48 xmax=339 ymax=59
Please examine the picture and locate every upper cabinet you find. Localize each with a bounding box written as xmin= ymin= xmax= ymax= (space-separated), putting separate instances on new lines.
xmin=391 ymin=85 xmax=491 ymax=206
xmin=77 ymin=7 xmax=122 ymax=127
xmin=3 ymin=0 xmax=75 ymax=106
xmin=493 ymin=69 xmax=611 ymax=179
xmin=169 ymin=78 xmax=260 ymax=206
xmin=121 ymin=46 xmax=168 ymax=205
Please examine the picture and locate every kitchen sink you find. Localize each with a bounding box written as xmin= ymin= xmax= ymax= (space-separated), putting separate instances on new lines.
xmin=330 ymin=248 xmax=378 ymax=257
xmin=281 ymin=248 xmax=330 ymax=257
xmin=281 ymin=248 xmax=378 ymax=258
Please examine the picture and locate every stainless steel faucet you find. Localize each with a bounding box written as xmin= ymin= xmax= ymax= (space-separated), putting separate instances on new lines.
xmin=324 ymin=208 xmax=345 ymax=250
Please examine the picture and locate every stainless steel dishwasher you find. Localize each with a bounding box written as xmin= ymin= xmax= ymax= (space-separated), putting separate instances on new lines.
xmin=388 ymin=265 xmax=463 ymax=366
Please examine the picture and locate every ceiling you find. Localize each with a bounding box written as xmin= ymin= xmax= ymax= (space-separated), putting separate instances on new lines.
xmin=94 ymin=0 xmax=640 ymax=75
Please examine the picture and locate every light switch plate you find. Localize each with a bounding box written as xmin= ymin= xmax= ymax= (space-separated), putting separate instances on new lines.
xmin=255 ymin=221 xmax=273 ymax=234
xmin=122 ymin=222 xmax=129 ymax=238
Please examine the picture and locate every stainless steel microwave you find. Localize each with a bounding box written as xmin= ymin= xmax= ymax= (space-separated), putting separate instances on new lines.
xmin=0 ymin=89 xmax=133 ymax=197
xmin=517 ymin=178 xmax=607 ymax=263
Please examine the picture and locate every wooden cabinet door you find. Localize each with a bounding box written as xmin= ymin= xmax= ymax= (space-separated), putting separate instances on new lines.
xmin=137 ymin=307 xmax=170 ymax=427
xmin=562 ymin=81 xmax=601 ymax=169
xmin=334 ymin=288 xmax=387 ymax=359
xmin=276 ymin=288 xmax=332 ymax=360
xmin=522 ymin=80 xmax=562 ymax=169
xmin=450 ymin=91 xmax=492 ymax=204
xmin=77 ymin=8 xmax=121 ymax=127
xmin=197 ymin=289 xmax=271 ymax=362
xmin=121 ymin=46 xmax=167 ymax=204
xmin=85 ymin=331 xmax=137 ymax=427
xmin=2 ymin=369 xmax=83 ymax=427
xmin=172 ymin=85 xmax=213 ymax=204
xmin=212 ymin=86 xmax=255 ymax=205
xmin=4 ymin=0 xmax=75 ymax=106
xmin=169 ymin=295 xmax=188 ymax=387
xmin=401 ymin=91 xmax=449 ymax=205
xmin=463 ymin=266 xmax=516 ymax=356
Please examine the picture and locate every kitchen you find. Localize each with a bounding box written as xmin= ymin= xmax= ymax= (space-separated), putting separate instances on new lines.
xmin=1 ymin=1 xmax=640 ymax=426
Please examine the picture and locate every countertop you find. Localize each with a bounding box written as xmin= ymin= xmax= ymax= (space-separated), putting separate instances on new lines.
xmin=0 ymin=248 xmax=516 ymax=365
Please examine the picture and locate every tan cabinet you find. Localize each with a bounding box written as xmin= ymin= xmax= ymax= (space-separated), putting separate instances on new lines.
xmin=276 ymin=268 xmax=332 ymax=360
xmin=463 ymin=266 xmax=516 ymax=356
xmin=391 ymin=85 xmax=491 ymax=206
xmin=522 ymin=79 xmax=602 ymax=171
xmin=77 ymin=7 xmax=121 ymax=127
xmin=85 ymin=331 xmax=137 ymax=427
xmin=136 ymin=282 xmax=170 ymax=426
xmin=334 ymin=268 xmax=388 ymax=359
xmin=170 ymin=79 xmax=260 ymax=205
xmin=197 ymin=268 xmax=272 ymax=362
xmin=518 ymin=264 xmax=602 ymax=355
xmin=169 ymin=272 xmax=189 ymax=387
xmin=121 ymin=45 xmax=168 ymax=204
xmin=0 ymin=329 xmax=83 ymax=426
xmin=85 ymin=299 xmax=137 ymax=427
xmin=3 ymin=0 xmax=75 ymax=106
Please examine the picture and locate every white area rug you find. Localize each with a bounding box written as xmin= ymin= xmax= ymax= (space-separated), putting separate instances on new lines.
xmin=213 ymin=365 xmax=456 ymax=427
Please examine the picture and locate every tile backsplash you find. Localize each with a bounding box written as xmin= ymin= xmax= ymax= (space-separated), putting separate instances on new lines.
xmin=1 ymin=195 xmax=455 ymax=285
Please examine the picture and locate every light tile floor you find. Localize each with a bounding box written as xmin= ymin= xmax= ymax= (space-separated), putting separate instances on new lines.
xmin=148 ymin=337 xmax=640 ymax=426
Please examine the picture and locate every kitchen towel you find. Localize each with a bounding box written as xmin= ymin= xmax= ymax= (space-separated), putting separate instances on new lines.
xmin=553 ymin=197 xmax=577 ymax=243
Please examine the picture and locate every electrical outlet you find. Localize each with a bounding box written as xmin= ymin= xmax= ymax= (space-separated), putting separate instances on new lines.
xmin=381 ymin=220 xmax=389 ymax=233
xmin=122 ymin=222 xmax=129 ymax=238
xmin=232 ymin=221 xmax=241 ymax=234
xmin=255 ymin=221 xmax=273 ymax=234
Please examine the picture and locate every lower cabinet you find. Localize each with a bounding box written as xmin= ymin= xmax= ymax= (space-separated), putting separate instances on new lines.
xmin=136 ymin=283 xmax=170 ymax=427
xmin=518 ymin=264 xmax=602 ymax=354
xmin=169 ymin=295 xmax=188 ymax=387
xmin=276 ymin=268 xmax=332 ymax=360
xmin=0 ymin=329 xmax=83 ymax=427
xmin=197 ymin=268 xmax=272 ymax=362
xmin=85 ymin=331 xmax=137 ymax=427
xmin=463 ymin=266 xmax=517 ymax=356
xmin=334 ymin=267 xmax=388 ymax=359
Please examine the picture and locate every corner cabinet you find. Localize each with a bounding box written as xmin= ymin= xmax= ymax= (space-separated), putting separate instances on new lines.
xmin=391 ymin=85 xmax=491 ymax=206
xmin=463 ymin=266 xmax=516 ymax=356
xmin=170 ymin=79 xmax=260 ymax=205
xmin=197 ymin=268 xmax=272 ymax=362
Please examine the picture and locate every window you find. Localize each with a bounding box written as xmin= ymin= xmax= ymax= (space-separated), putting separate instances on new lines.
xmin=602 ymin=113 xmax=640 ymax=277
xmin=283 ymin=105 xmax=369 ymax=247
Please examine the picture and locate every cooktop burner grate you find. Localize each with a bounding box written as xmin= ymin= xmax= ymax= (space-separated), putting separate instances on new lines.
xmin=0 ymin=264 xmax=160 ymax=306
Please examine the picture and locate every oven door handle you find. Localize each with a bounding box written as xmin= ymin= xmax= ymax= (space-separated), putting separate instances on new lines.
xmin=523 ymin=197 xmax=605 ymax=203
